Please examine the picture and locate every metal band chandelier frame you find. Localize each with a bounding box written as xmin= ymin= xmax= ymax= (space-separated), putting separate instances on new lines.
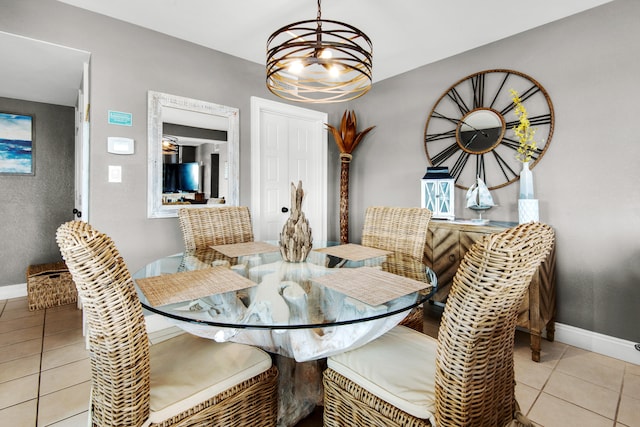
xmin=266 ymin=0 xmax=373 ymax=103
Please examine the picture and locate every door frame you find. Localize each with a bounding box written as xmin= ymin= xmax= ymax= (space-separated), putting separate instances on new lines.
xmin=74 ymin=61 xmax=90 ymax=222
xmin=250 ymin=96 xmax=328 ymax=241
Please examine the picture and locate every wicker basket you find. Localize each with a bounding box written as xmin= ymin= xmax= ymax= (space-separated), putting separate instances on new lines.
xmin=27 ymin=261 xmax=77 ymax=311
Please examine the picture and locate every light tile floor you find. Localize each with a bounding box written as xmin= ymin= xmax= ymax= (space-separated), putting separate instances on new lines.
xmin=1 ymin=297 xmax=638 ymax=427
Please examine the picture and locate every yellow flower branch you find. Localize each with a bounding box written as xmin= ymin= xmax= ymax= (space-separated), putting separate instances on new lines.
xmin=510 ymin=89 xmax=537 ymax=163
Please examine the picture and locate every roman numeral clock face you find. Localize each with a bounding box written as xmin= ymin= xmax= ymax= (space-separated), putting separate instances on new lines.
xmin=424 ymin=69 xmax=554 ymax=190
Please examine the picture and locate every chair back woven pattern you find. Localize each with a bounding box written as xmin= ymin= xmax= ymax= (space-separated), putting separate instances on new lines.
xmin=56 ymin=221 xmax=150 ymax=427
xmin=361 ymin=207 xmax=432 ymax=260
xmin=362 ymin=207 xmax=433 ymax=332
xmin=178 ymin=206 xmax=254 ymax=252
xmin=435 ymin=222 xmax=555 ymax=427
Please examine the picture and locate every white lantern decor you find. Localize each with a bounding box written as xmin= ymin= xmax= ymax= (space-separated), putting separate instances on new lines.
xmin=421 ymin=167 xmax=455 ymax=220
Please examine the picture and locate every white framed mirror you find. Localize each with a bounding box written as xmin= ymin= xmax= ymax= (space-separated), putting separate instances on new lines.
xmin=147 ymin=91 xmax=239 ymax=218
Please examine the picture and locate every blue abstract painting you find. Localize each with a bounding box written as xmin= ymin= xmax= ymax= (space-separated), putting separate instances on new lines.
xmin=0 ymin=112 xmax=34 ymax=174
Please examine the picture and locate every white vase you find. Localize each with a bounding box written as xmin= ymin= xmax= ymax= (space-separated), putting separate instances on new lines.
xmin=519 ymin=199 xmax=539 ymax=224
xmin=518 ymin=162 xmax=539 ymax=223
xmin=519 ymin=161 xmax=534 ymax=199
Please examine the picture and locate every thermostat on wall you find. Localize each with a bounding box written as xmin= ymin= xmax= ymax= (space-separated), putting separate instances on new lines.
xmin=107 ymin=137 xmax=135 ymax=155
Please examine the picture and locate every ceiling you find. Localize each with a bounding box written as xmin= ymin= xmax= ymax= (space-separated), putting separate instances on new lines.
xmin=0 ymin=31 xmax=90 ymax=107
xmin=2 ymin=0 xmax=614 ymax=106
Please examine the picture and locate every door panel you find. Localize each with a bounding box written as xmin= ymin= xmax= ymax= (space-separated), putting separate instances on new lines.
xmin=251 ymin=97 xmax=327 ymax=242
xmin=287 ymin=117 xmax=323 ymax=240
xmin=261 ymin=111 xmax=290 ymax=240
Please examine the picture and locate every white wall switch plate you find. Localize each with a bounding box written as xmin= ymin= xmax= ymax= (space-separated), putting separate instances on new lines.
xmin=108 ymin=165 xmax=122 ymax=183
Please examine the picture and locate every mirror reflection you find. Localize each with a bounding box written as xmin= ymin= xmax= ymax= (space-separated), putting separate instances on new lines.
xmin=161 ymin=123 xmax=228 ymax=205
xmin=147 ymin=91 xmax=239 ymax=218
xmin=457 ymin=108 xmax=505 ymax=154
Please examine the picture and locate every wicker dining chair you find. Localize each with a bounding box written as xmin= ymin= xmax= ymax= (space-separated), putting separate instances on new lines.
xmin=56 ymin=220 xmax=278 ymax=427
xmin=361 ymin=206 xmax=433 ymax=332
xmin=178 ymin=206 xmax=255 ymax=265
xmin=324 ymin=222 xmax=555 ymax=427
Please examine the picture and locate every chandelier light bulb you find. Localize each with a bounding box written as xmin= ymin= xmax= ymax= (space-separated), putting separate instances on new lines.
xmin=288 ymin=60 xmax=304 ymax=74
xmin=319 ymin=49 xmax=332 ymax=59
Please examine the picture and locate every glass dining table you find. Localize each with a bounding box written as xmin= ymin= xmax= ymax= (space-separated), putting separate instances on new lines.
xmin=132 ymin=241 xmax=436 ymax=426
xmin=133 ymin=242 xmax=436 ymax=360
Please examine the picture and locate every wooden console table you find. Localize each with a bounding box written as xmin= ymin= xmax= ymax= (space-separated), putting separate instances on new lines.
xmin=424 ymin=220 xmax=556 ymax=362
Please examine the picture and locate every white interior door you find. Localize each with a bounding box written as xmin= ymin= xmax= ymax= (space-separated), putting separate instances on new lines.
xmin=74 ymin=62 xmax=90 ymax=222
xmin=251 ymin=97 xmax=327 ymax=242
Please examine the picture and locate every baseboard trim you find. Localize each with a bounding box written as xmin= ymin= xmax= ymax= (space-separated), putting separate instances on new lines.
xmin=554 ymin=322 xmax=639 ymax=365
xmin=2 ymin=283 xmax=637 ymax=364
xmin=0 ymin=283 xmax=27 ymax=300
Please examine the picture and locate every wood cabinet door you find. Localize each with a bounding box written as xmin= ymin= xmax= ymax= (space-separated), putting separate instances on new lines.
xmin=427 ymin=226 xmax=460 ymax=302
xmin=459 ymin=230 xmax=487 ymax=254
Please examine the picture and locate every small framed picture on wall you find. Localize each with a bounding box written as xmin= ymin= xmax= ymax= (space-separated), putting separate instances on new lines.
xmin=0 ymin=111 xmax=35 ymax=175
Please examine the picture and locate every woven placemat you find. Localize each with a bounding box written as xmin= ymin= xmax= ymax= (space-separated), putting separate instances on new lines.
xmin=135 ymin=266 xmax=256 ymax=307
xmin=313 ymin=243 xmax=391 ymax=262
xmin=311 ymin=266 xmax=429 ymax=306
xmin=210 ymin=241 xmax=280 ymax=258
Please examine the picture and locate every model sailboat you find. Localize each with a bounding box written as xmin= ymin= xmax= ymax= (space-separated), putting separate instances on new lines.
xmin=466 ymin=177 xmax=495 ymax=223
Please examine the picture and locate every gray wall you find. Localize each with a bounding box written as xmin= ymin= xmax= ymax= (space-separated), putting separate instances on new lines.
xmin=0 ymin=0 xmax=285 ymax=280
xmin=340 ymin=0 xmax=640 ymax=342
xmin=1 ymin=0 xmax=638 ymax=343
xmin=0 ymin=97 xmax=74 ymax=284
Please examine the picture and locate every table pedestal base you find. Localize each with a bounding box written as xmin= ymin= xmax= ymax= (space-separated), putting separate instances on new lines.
xmin=274 ymin=354 xmax=325 ymax=427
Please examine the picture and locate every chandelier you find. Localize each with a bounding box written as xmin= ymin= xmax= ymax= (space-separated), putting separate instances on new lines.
xmin=162 ymin=135 xmax=178 ymax=154
xmin=266 ymin=0 xmax=373 ymax=103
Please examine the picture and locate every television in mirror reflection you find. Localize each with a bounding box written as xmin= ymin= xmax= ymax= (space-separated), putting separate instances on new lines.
xmin=162 ymin=162 xmax=200 ymax=193
xmin=161 ymin=122 xmax=227 ymax=204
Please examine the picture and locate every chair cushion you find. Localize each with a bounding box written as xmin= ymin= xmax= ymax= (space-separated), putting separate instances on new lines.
xmin=328 ymin=325 xmax=437 ymax=423
xmin=148 ymin=333 xmax=273 ymax=424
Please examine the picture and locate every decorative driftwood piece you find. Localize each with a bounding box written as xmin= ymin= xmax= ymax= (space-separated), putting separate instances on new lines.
xmin=326 ymin=111 xmax=375 ymax=244
xmin=280 ymin=181 xmax=313 ymax=262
